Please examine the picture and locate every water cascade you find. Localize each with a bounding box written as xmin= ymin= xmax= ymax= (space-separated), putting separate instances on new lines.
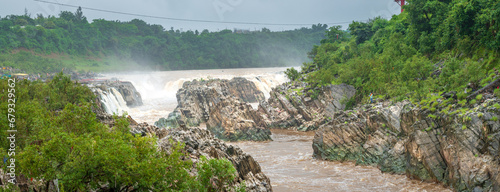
xmin=95 ymin=87 xmax=129 ymax=115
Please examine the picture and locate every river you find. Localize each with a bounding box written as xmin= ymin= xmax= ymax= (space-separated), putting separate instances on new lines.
xmin=102 ymin=67 xmax=452 ymax=192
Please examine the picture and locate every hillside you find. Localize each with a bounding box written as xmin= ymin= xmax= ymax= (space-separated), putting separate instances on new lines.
xmin=0 ymin=8 xmax=326 ymax=73
xmin=290 ymin=0 xmax=499 ymax=104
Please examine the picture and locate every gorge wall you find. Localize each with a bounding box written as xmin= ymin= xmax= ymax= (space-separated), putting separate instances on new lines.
xmin=313 ymin=97 xmax=500 ymax=191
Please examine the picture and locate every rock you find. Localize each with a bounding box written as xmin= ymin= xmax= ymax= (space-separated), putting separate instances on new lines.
xmin=88 ymin=80 xmax=143 ymax=107
xmin=111 ymin=81 xmax=143 ymax=107
xmin=313 ymin=98 xmax=500 ymax=191
xmin=258 ymin=82 xmax=355 ymax=131
xmin=156 ymin=78 xmax=271 ymax=141
xmin=158 ymin=127 xmax=272 ymax=192
xmin=207 ymin=97 xmax=271 ymax=141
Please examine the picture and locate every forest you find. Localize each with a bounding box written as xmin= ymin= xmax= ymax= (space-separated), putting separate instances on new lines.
xmin=0 ymin=7 xmax=327 ymax=72
xmin=291 ymin=0 xmax=500 ymax=105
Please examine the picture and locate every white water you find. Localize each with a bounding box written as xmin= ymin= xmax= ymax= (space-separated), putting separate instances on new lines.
xmin=101 ymin=67 xmax=290 ymax=124
xmin=95 ymin=87 xmax=129 ymax=116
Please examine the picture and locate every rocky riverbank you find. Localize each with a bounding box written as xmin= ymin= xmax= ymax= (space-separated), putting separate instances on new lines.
xmin=258 ymin=82 xmax=356 ymax=131
xmin=155 ymin=78 xmax=271 ymax=141
xmin=313 ymin=96 xmax=500 ymax=191
xmin=93 ymin=111 xmax=272 ymax=192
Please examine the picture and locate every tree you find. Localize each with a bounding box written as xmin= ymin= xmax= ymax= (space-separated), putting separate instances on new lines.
xmin=74 ymin=6 xmax=87 ymax=23
xmin=348 ymin=21 xmax=374 ymax=44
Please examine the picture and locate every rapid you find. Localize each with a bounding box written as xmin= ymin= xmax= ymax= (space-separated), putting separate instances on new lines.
xmin=102 ymin=67 xmax=451 ymax=192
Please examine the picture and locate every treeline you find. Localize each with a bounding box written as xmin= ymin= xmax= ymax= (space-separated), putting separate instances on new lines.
xmin=296 ymin=0 xmax=499 ymax=103
xmin=0 ymin=8 xmax=327 ymax=71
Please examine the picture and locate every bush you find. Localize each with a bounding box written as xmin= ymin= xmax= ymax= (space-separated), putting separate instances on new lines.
xmin=284 ymin=67 xmax=301 ymax=81
xmin=197 ymin=156 xmax=244 ymax=192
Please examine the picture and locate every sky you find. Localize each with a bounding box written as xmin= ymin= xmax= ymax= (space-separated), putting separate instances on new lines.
xmin=1 ymin=0 xmax=401 ymax=32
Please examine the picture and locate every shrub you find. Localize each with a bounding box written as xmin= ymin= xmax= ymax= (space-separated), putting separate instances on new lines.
xmin=494 ymin=103 xmax=500 ymax=109
xmin=285 ymin=67 xmax=300 ymax=81
xmin=197 ymin=156 xmax=243 ymax=192
xmin=470 ymin=99 xmax=477 ymax=105
xmin=476 ymin=94 xmax=483 ymax=100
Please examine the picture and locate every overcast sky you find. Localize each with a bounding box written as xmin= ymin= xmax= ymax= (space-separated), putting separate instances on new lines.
xmin=1 ymin=0 xmax=401 ymax=32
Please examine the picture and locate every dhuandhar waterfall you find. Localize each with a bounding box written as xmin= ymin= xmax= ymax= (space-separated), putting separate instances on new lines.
xmin=95 ymin=67 xmax=452 ymax=192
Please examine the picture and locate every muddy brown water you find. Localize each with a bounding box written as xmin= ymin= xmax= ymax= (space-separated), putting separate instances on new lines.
xmin=230 ymin=129 xmax=452 ymax=192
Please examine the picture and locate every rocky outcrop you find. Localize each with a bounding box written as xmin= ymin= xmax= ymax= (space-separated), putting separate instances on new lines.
xmin=87 ymin=80 xmax=143 ymax=108
xmin=158 ymin=127 xmax=272 ymax=191
xmin=207 ymin=97 xmax=271 ymax=141
xmin=313 ymin=98 xmax=500 ymax=191
xmin=258 ymin=82 xmax=355 ymax=131
xmin=156 ymin=78 xmax=271 ymax=141
xmin=111 ymin=81 xmax=143 ymax=107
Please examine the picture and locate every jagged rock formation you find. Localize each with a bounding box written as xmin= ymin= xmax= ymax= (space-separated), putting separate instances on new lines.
xmin=158 ymin=127 xmax=272 ymax=192
xmin=156 ymin=78 xmax=271 ymax=141
xmin=258 ymin=82 xmax=356 ymax=131
xmin=313 ymin=98 xmax=500 ymax=191
xmin=207 ymin=98 xmax=271 ymax=141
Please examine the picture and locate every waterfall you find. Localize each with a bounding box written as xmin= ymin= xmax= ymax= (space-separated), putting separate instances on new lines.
xmin=95 ymin=87 xmax=129 ymax=115
xmin=246 ymin=73 xmax=288 ymax=99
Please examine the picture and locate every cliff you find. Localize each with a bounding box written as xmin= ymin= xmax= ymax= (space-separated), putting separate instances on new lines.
xmin=313 ymin=97 xmax=500 ymax=191
xmin=258 ymin=82 xmax=355 ymax=131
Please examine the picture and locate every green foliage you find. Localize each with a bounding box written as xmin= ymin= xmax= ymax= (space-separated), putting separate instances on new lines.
xmin=478 ymin=112 xmax=483 ymax=118
xmin=462 ymin=125 xmax=467 ymax=130
xmin=494 ymin=103 xmax=500 ymax=109
xmin=476 ymin=94 xmax=483 ymax=100
xmin=0 ymin=9 xmax=328 ymax=71
xmin=1 ymin=75 xmax=242 ymax=191
xmin=298 ymin=0 xmax=499 ymax=105
xmin=492 ymin=116 xmax=498 ymax=121
xmin=458 ymin=99 xmax=467 ymax=106
xmin=428 ymin=114 xmax=437 ymax=119
xmin=197 ymin=156 xmax=243 ymax=192
xmin=469 ymin=99 xmax=477 ymax=105
xmin=285 ymin=67 xmax=301 ymax=81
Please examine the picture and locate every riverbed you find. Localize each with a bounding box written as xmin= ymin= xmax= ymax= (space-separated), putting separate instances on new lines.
xmin=230 ymin=129 xmax=452 ymax=192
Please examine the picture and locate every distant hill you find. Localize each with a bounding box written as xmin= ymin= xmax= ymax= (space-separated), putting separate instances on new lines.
xmin=0 ymin=8 xmax=327 ymax=72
